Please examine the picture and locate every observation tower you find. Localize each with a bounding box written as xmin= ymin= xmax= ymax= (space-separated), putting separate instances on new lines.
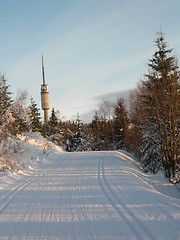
xmin=41 ymin=53 xmax=50 ymax=135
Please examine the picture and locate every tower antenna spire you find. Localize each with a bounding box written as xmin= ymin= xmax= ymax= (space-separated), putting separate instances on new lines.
xmin=42 ymin=52 xmax=46 ymax=85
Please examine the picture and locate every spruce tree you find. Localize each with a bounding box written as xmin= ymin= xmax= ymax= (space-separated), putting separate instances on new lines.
xmin=142 ymin=30 xmax=180 ymax=180
xmin=49 ymin=108 xmax=59 ymax=135
xmin=71 ymin=113 xmax=91 ymax=151
xmin=0 ymin=75 xmax=13 ymax=120
xmin=28 ymin=97 xmax=42 ymax=132
xmin=113 ymin=98 xmax=129 ymax=150
xmin=90 ymin=111 xmax=101 ymax=150
xmin=48 ymin=108 xmax=63 ymax=146
xmin=139 ymin=127 xmax=161 ymax=174
xmin=0 ymin=75 xmax=14 ymax=138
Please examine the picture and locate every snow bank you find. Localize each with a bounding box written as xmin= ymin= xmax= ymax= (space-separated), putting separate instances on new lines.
xmin=117 ymin=149 xmax=140 ymax=167
xmin=117 ymin=150 xmax=180 ymax=198
xmin=0 ymin=132 xmax=63 ymax=171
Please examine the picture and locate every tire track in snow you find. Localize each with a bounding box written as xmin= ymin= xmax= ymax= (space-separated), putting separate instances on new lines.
xmin=98 ymin=151 xmax=156 ymax=240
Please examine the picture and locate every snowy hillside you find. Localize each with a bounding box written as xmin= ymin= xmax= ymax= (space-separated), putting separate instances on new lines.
xmin=0 ymin=132 xmax=63 ymax=171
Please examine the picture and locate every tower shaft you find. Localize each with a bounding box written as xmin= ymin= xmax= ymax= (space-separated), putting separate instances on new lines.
xmin=44 ymin=110 xmax=49 ymax=134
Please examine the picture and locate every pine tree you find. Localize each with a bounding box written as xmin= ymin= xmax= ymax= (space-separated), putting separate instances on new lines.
xmin=28 ymin=97 xmax=42 ymax=132
xmin=142 ymin=30 xmax=180 ymax=180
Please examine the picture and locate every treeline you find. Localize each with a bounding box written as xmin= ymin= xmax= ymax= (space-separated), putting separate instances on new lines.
xmin=0 ymin=31 xmax=179 ymax=182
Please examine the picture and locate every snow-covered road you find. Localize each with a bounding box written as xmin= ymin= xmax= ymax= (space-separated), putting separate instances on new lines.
xmin=0 ymin=151 xmax=180 ymax=239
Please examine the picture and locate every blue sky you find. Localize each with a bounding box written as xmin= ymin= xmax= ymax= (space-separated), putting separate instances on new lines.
xmin=0 ymin=0 xmax=180 ymax=122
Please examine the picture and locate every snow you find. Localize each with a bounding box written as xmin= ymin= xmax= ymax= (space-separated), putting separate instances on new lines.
xmin=0 ymin=132 xmax=62 ymax=171
xmin=0 ymin=133 xmax=180 ymax=239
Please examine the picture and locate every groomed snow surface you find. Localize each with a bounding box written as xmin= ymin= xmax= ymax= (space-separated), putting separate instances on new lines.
xmin=0 ymin=133 xmax=180 ymax=239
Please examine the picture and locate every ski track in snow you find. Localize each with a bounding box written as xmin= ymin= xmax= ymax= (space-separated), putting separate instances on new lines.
xmin=98 ymin=151 xmax=156 ymax=240
xmin=0 ymin=174 xmax=39 ymax=215
xmin=0 ymin=151 xmax=180 ymax=239
xmin=0 ymin=156 xmax=65 ymax=216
